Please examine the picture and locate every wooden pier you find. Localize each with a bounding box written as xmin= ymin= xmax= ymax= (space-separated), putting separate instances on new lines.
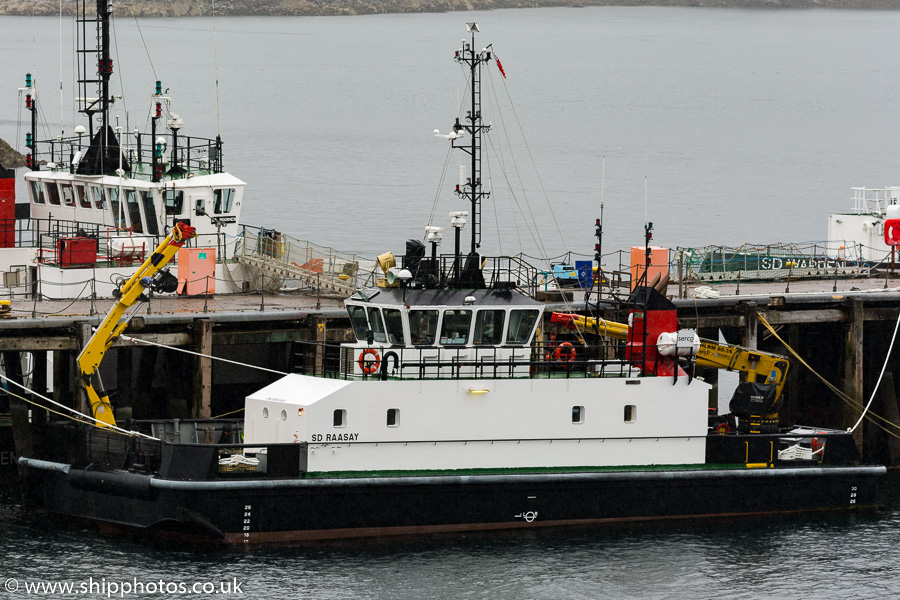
xmin=2 ymin=274 xmax=900 ymax=467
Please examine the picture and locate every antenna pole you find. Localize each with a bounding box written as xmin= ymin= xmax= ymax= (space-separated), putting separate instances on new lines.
xmin=452 ymin=25 xmax=492 ymax=256
xmin=99 ymin=0 xmax=112 ymax=160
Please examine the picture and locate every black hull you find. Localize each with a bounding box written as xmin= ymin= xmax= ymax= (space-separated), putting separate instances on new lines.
xmin=19 ymin=459 xmax=885 ymax=544
xmin=0 ymin=425 xmax=16 ymax=485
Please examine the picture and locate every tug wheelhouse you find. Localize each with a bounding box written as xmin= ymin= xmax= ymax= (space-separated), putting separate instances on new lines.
xmin=342 ymin=287 xmax=543 ymax=379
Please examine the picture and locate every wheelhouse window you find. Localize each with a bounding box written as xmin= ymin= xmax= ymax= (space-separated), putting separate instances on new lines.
xmin=383 ymin=308 xmax=405 ymax=345
xmin=75 ymin=185 xmax=91 ymax=209
xmin=507 ymin=310 xmax=539 ymax=345
xmin=46 ymin=182 xmax=61 ymax=206
xmin=90 ymin=186 xmax=105 ymax=209
xmin=164 ymin=189 xmax=184 ymax=216
xmin=213 ymin=188 xmax=235 ymax=214
xmin=347 ymin=305 xmax=370 ymax=341
xmin=30 ymin=181 xmax=45 ymax=204
xmin=125 ymin=189 xmax=143 ymax=233
xmin=107 ymin=187 xmax=124 ymax=227
xmin=474 ymin=310 xmax=505 ymax=345
xmin=440 ymin=309 xmax=472 ymax=345
xmin=409 ymin=310 xmax=439 ymax=346
xmin=140 ymin=190 xmax=159 ymax=235
xmin=367 ymin=308 xmax=387 ymax=343
xmin=60 ymin=183 xmax=75 ymax=207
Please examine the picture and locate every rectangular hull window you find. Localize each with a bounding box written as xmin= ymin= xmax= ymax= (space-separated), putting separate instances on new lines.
xmin=572 ymin=406 xmax=584 ymax=424
xmin=387 ymin=408 xmax=399 ymax=427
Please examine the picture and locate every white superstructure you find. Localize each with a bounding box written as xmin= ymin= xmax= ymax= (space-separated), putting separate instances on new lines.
xmin=827 ymin=187 xmax=900 ymax=262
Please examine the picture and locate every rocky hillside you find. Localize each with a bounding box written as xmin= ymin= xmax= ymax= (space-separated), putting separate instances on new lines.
xmin=0 ymin=138 xmax=25 ymax=169
xmin=0 ymin=0 xmax=895 ymax=17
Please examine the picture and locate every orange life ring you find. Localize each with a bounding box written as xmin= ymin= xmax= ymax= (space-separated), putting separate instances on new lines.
xmin=714 ymin=422 xmax=731 ymax=435
xmin=357 ymin=348 xmax=380 ymax=374
xmin=553 ymin=342 xmax=576 ymax=362
xmin=885 ymin=219 xmax=900 ymax=246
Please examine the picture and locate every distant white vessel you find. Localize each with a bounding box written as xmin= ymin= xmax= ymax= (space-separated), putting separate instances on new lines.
xmin=827 ymin=187 xmax=900 ymax=262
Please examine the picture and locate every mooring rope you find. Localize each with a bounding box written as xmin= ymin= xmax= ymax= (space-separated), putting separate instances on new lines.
xmin=757 ymin=312 xmax=900 ymax=439
xmin=118 ymin=334 xmax=289 ymax=376
xmin=848 ymin=303 xmax=900 ymax=433
xmin=0 ymin=372 xmax=157 ymax=440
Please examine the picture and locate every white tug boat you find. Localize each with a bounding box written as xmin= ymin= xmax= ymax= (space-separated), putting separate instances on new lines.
xmin=1 ymin=1 xmax=244 ymax=300
xmin=15 ymin=20 xmax=885 ymax=544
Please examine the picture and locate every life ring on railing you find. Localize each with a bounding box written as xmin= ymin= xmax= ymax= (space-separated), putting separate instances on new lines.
xmin=810 ymin=431 xmax=827 ymax=454
xmin=885 ymin=219 xmax=900 ymax=247
xmin=714 ymin=422 xmax=731 ymax=435
xmin=357 ymin=349 xmax=381 ymax=375
xmin=553 ymin=342 xmax=577 ymax=362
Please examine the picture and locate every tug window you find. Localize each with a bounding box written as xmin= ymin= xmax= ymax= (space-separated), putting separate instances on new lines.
xmin=140 ymin=191 xmax=159 ymax=235
xmin=60 ymin=183 xmax=75 ymax=207
xmin=30 ymin=181 xmax=45 ymax=204
xmin=213 ymin=188 xmax=235 ymax=214
xmin=347 ymin=305 xmax=370 ymax=341
xmin=440 ymin=309 xmax=472 ymax=345
xmin=474 ymin=310 xmax=505 ymax=345
xmin=624 ymin=405 xmax=636 ymax=423
xmin=507 ymin=310 xmax=539 ymax=345
xmin=46 ymin=182 xmax=61 ymax=206
xmin=572 ymin=406 xmax=584 ymax=424
xmin=90 ymin=186 xmax=105 ymax=210
xmin=383 ymin=309 xmax=405 ymax=345
xmin=409 ymin=310 xmax=439 ymax=346
xmin=367 ymin=307 xmax=387 ymax=343
xmin=107 ymin=188 xmax=124 ymax=228
xmin=125 ymin=189 xmax=143 ymax=233
xmin=333 ymin=409 xmax=347 ymax=428
xmin=164 ymin=190 xmax=184 ymax=216
xmin=75 ymin=185 xmax=91 ymax=209
xmin=387 ymin=408 xmax=400 ymax=427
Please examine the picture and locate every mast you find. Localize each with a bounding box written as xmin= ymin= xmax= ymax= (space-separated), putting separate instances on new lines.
xmin=76 ymin=0 xmax=114 ymax=173
xmin=452 ymin=23 xmax=492 ymax=255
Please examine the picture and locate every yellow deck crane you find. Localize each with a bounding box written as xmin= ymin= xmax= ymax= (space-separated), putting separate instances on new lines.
xmin=551 ymin=311 xmax=790 ymax=405
xmin=77 ymin=222 xmax=197 ymax=427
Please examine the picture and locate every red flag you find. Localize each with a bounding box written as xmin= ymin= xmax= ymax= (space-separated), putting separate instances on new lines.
xmin=496 ymin=57 xmax=507 ymax=79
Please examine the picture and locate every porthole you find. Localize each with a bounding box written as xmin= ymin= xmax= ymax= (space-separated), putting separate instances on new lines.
xmin=624 ymin=405 xmax=636 ymax=423
xmin=263 ymin=407 xmax=269 ymax=418
xmin=333 ymin=409 xmax=347 ymax=428
xmin=281 ymin=410 xmax=287 ymax=421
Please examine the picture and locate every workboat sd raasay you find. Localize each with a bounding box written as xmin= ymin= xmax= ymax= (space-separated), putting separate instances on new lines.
xmin=15 ymin=20 xmax=885 ymax=543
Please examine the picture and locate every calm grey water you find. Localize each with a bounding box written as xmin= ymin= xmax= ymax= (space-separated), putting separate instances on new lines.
xmin=3 ymin=8 xmax=900 ymax=258
xmin=3 ymin=8 xmax=900 ymax=598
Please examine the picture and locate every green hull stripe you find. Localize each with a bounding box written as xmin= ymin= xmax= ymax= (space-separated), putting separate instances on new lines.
xmin=303 ymin=463 xmax=747 ymax=479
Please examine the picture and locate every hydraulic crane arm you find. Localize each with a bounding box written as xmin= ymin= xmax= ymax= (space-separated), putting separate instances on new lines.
xmin=550 ymin=311 xmax=790 ymax=399
xmin=694 ymin=341 xmax=789 ymax=401
xmin=77 ymin=222 xmax=197 ymax=427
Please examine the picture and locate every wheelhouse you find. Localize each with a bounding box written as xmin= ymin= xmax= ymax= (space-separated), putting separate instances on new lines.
xmin=22 ymin=169 xmax=245 ymax=260
xmin=341 ymin=287 xmax=543 ymax=379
